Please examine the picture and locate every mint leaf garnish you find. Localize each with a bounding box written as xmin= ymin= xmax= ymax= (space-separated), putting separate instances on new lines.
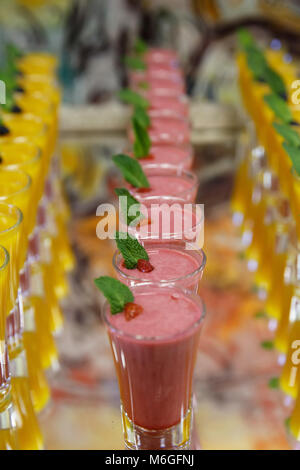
xmin=262 ymin=67 xmax=286 ymax=97
xmin=268 ymin=377 xmax=279 ymax=389
xmin=283 ymin=142 xmax=300 ymax=175
xmin=261 ymin=340 xmax=274 ymax=350
xmin=247 ymin=48 xmax=268 ymax=80
xmin=133 ymin=105 xmax=150 ymax=128
xmin=237 ymin=29 xmax=256 ymax=51
xmin=115 ymin=232 xmax=149 ymax=269
xmin=115 ymin=188 xmax=144 ymax=226
xmin=134 ymin=38 xmax=148 ymax=55
xmin=274 ymin=122 xmax=300 ymax=147
xmin=112 ymin=154 xmax=150 ymax=188
xmin=124 ymin=55 xmax=146 ymax=71
xmin=264 ymin=94 xmax=292 ymax=123
xmin=118 ymin=89 xmax=149 ymax=108
xmin=133 ymin=116 xmax=151 ymax=159
xmin=94 ymin=276 xmax=134 ymax=314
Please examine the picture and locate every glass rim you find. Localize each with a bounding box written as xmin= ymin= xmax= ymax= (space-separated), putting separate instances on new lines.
xmin=113 ymin=243 xmax=206 ymax=284
xmin=0 ymin=203 xmax=23 ymax=235
xmin=102 ymin=283 xmax=206 ymax=342
xmin=0 ymin=138 xmax=42 ymax=170
xmin=0 ymin=245 xmax=9 ymax=271
xmin=132 ymin=163 xmax=198 ymax=201
xmin=0 ymin=169 xmax=32 ymax=201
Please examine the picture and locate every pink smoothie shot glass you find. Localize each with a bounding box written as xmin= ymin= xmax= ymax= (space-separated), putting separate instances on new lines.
xmin=128 ymin=116 xmax=190 ymax=146
xmin=129 ymin=68 xmax=184 ymax=89
xmin=113 ymin=242 xmax=206 ymax=293
xmin=120 ymin=198 xmax=204 ymax=248
xmin=127 ymin=164 xmax=198 ymax=203
xmin=139 ymin=145 xmax=194 ymax=170
xmin=137 ymin=79 xmax=185 ymax=99
xmin=103 ymin=284 xmax=205 ymax=449
xmin=148 ymin=95 xmax=189 ymax=119
xmin=145 ymin=48 xmax=179 ymax=68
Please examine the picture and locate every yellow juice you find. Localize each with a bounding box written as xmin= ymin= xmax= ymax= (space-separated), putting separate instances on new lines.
xmin=0 ymin=139 xmax=43 ymax=235
xmin=11 ymin=373 xmax=43 ymax=450
xmin=22 ymin=298 xmax=51 ymax=413
xmin=0 ymin=204 xmax=23 ymax=314
xmin=280 ymin=309 xmax=300 ymax=398
xmin=0 ymin=169 xmax=31 ymax=267
xmin=2 ymin=113 xmax=50 ymax=174
xmin=290 ymin=390 xmax=300 ymax=441
xmin=18 ymin=53 xmax=58 ymax=77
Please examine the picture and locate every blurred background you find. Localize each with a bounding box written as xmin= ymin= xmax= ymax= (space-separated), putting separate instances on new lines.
xmin=2 ymin=0 xmax=300 ymax=449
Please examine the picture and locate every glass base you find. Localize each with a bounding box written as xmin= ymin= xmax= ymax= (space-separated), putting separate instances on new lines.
xmin=121 ymin=405 xmax=192 ymax=450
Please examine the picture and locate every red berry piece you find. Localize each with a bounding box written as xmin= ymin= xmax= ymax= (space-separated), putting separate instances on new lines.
xmin=124 ymin=302 xmax=143 ymax=321
xmin=143 ymin=154 xmax=155 ymax=160
xmin=136 ymin=187 xmax=151 ymax=193
xmin=137 ymin=259 xmax=154 ymax=273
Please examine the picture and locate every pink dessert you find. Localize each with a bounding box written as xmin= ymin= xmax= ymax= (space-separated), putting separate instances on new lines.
xmin=139 ymin=145 xmax=193 ymax=170
xmin=127 ymin=165 xmax=198 ymax=203
xmin=114 ymin=244 xmax=206 ymax=292
xmin=149 ymin=95 xmax=189 ymax=119
xmin=105 ymin=285 xmax=204 ymax=430
xmin=122 ymin=201 xmax=203 ymax=247
xmin=145 ymin=48 xmax=179 ymax=68
xmin=137 ymin=79 xmax=185 ymax=98
xmin=129 ymin=117 xmax=190 ymax=146
xmin=129 ymin=68 xmax=184 ymax=88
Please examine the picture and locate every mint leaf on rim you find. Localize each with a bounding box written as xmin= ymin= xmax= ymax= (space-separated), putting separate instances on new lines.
xmin=118 ymin=89 xmax=149 ymax=108
xmin=112 ymin=154 xmax=150 ymax=188
xmin=132 ymin=116 xmax=151 ymax=159
xmin=132 ymin=106 xmax=150 ymax=129
xmin=115 ymin=187 xmax=144 ymax=226
xmin=264 ymin=94 xmax=292 ymax=123
xmin=115 ymin=232 xmax=149 ymax=269
xmin=237 ymin=29 xmax=256 ymax=51
xmin=274 ymin=122 xmax=300 ymax=147
xmin=134 ymin=38 xmax=148 ymax=55
xmin=262 ymin=67 xmax=286 ymax=98
xmin=124 ymin=55 xmax=146 ymax=71
xmin=94 ymin=276 xmax=134 ymax=314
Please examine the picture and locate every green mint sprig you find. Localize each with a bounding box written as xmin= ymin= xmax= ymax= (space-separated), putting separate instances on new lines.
xmin=94 ymin=276 xmax=134 ymax=314
xmin=261 ymin=66 xmax=286 ymax=98
xmin=115 ymin=188 xmax=144 ymax=226
xmin=273 ymin=122 xmax=300 ymax=147
xmin=124 ymin=56 xmax=146 ymax=71
xmin=261 ymin=340 xmax=274 ymax=350
xmin=237 ymin=29 xmax=256 ymax=52
xmin=112 ymin=154 xmax=150 ymax=188
xmin=264 ymin=94 xmax=292 ymax=123
xmin=268 ymin=377 xmax=279 ymax=389
xmin=115 ymin=231 xmax=149 ymax=269
xmin=134 ymin=38 xmax=148 ymax=55
xmin=118 ymin=89 xmax=149 ymax=108
xmin=132 ymin=116 xmax=151 ymax=159
xmin=132 ymin=105 xmax=150 ymax=129
xmin=282 ymin=142 xmax=300 ymax=175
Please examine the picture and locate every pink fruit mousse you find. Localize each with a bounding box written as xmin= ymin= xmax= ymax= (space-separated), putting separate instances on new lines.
xmin=114 ymin=245 xmax=205 ymax=291
xmin=127 ymin=167 xmax=198 ymax=203
xmin=129 ymin=117 xmax=190 ymax=146
xmin=139 ymin=145 xmax=193 ymax=170
xmin=105 ymin=286 xmax=204 ymax=430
